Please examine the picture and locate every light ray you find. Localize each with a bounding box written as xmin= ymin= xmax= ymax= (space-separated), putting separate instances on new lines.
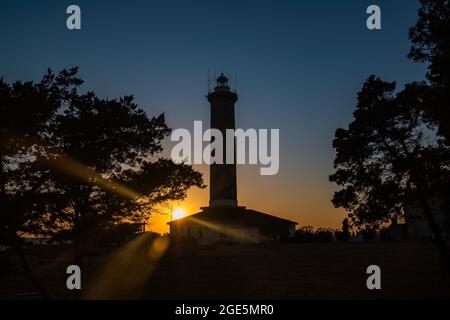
xmin=187 ymin=216 xmax=256 ymax=242
xmin=42 ymin=155 xmax=142 ymax=199
xmin=85 ymin=233 xmax=170 ymax=299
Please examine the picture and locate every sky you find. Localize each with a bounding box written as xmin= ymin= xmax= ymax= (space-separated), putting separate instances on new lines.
xmin=0 ymin=0 xmax=428 ymax=233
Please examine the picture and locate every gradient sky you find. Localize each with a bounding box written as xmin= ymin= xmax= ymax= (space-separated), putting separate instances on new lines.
xmin=0 ymin=0 xmax=428 ymax=233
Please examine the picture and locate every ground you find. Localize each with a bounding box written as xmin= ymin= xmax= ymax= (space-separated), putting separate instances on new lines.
xmin=1 ymin=236 xmax=449 ymax=299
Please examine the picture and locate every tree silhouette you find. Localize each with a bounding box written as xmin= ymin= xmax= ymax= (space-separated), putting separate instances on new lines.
xmin=341 ymin=218 xmax=351 ymax=242
xmin=409 ymin=0 xmax=450 ymax=142
xmin=330 ymin=75 xmax=450 ymax=272
xmin=1 ymin=68 xmax=205 ymax=299
xmin=35 ymin=70 xmax=204 ymax=286
xmin=331 ymin=0 xmax=450 ymax=274
xmin=0 ymin=68 xmax=81 ymax=298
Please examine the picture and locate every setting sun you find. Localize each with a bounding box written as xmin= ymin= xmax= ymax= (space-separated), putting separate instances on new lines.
xmin=172 ymin=207 xmax=186 ymax=220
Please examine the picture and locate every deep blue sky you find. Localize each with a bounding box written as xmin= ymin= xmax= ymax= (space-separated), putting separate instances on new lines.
xmin=0 ymin=0 xmax=427 ymax=230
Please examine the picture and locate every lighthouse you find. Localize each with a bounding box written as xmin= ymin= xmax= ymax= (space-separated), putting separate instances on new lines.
xmin=168 ymin=73 xmax=297 ymax=244
xmin=207 ymin=73 xmax=238 ymax=207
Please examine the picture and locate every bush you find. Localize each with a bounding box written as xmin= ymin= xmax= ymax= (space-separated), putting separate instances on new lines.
xmin=294 ymin=226 xmax=334 ymax=243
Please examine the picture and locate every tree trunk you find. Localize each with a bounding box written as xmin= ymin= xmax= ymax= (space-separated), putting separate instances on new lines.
xmin=14 ymin=241 xmax=51 ymax=299
xmin=71 ymin=190 xmax=91 ymax=299
xmin=420 ymin=197 xmax=450 ymax=275
xmin=3 ymin=156 xmax=50 ymax=299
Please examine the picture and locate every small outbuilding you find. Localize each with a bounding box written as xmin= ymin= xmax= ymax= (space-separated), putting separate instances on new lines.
xmin=168 ymin=206 xmax=297 ymax=245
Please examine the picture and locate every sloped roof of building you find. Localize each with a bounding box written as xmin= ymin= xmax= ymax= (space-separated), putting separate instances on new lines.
xmin=167 ymin=206 xmax=297 ymax=226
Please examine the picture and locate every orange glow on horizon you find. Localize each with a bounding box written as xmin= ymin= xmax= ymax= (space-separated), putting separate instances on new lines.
xmin=146 ymin=164 xmax=348 ymax=235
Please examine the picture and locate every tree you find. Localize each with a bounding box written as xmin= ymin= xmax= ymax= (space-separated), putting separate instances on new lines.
xmin=30 ymin=70 xmax=204 ymax=285
xmin=407 ymin=1 xmax=450 ymax=235
xmin=409 ymin=0 xmax=450 ymax=141
xmin=0 ymin=68 xmax=82 ymax=298
xmin=341 ymin=218 xmax=351 ymax=242
xmin=294 ymin=226 xmax=334 ymax=243
xmin=294 ymin=226 xmax=314 ymax=242
xmin=1 ymin=68 xmax=205 ymax=299
xmin=330 ymin=76 xmax=450 ymax=272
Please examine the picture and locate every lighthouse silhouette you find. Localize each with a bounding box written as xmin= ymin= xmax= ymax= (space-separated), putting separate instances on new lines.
xmin=207 ymin=73 xmax=238 ymax=207
xmin=168 ymin=73 xmax=297 ymax=244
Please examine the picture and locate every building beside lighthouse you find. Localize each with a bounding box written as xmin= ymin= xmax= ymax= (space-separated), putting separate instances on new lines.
xmin=168 ymin=74 xmax=297 ymax=245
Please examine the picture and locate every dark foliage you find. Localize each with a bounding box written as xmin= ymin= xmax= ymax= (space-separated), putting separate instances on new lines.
xmin=294 ymin=226 xmax=334 ymax=243
xmin=331 ymin=0 xmax=450 ymax=272
xmin=409 ymin=0 xmax=450 ymax=141
xmin=0 ymin=68 xmax=205 ymax=298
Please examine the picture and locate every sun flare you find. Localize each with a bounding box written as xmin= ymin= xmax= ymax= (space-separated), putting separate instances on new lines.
xmin=172 ymin=207 xmax=186 ymax=220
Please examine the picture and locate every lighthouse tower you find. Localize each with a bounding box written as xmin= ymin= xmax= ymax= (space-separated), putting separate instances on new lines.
xmin=207 ymin=73 xmax=238 ymax=207
xmin=167 ymin=74 xmax=297 ymax=244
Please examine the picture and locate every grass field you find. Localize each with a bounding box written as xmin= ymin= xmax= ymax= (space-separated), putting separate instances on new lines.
xmin=1 ymin=237 xmax=449 ymax=299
